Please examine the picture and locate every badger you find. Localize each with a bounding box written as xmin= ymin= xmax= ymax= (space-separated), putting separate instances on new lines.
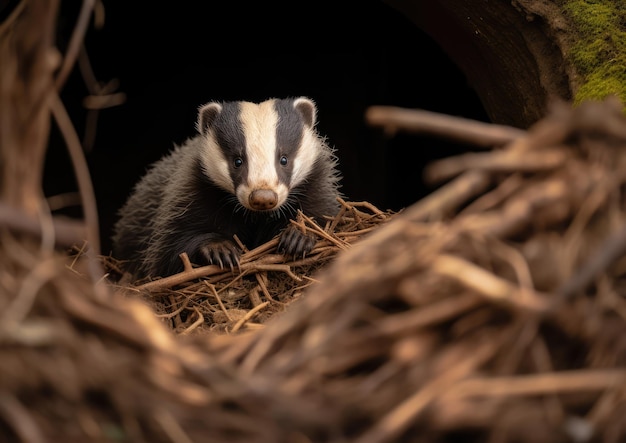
xmin=111 ymin=97 xmax=342 ymax=280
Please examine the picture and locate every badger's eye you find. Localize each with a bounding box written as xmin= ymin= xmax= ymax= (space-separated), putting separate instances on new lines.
xmin=233 ymin=157 xmax=243 ymax=168
xmin=279 ymin=155 xmax=288 ymax=166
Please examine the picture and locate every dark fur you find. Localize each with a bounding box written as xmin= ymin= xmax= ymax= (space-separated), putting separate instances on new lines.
xmin=111 ymin=98 xmax=341 ymax=280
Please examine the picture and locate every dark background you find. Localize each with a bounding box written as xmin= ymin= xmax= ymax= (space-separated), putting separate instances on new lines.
xmin=49 ymin=1 xmax=489 ymax=255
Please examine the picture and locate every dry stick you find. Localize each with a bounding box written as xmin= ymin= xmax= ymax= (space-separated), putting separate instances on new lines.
xmin=255 ymin=273 xmax=275 ymax=301
xmin=338 ymin=206 xmax=395 ymax=232
xmin=68 ymin=240 xmax=88 ymax=271
xmin=179 ymin=252 xmax=193 ymax=272
xmin=248 ymin=286 xmax=264 ymax=307
xmin=365 ymin=105 xmax=525 ymax=147
xmin=169 ymin=295 xmax=183 ymax=329
xmin=136 ymin=254 xmax=286 ymax=291
xmin=205 ymin=282 xmax=232 ymax=322
xmin=46 ymin=192 xmax=84 ymax=214
xmin=346 ymin=213 xmax=392 ymax=229
xmin=232 ymin=234 xmax=247 ymax=253
xmin=431 ymin=254 xmax=549 ymax=313
xmin=423 ymin=147 xmax=568 ymax=184
xmin=0 ymin=201 xmax=86 ymax=248
xmin=55 ymin=0 xmax=96 ymax=91
xmin=295 ymin=212 xmax=350 ymax=250
xmin=338 ymin=198 xmax=387 ymax=218
xmin=82 ymin=92 xmax=126 ymax=110
xmin=78 ymin=45 xmax=102 ymax=95
xmin=337 ymin=201 xmax=392 ymax=232
xmin=328 ymin=200 xmax=350 ymax=232
xmin=347 ymin=203 xmax=364 ymax=227
xmin=247 ymin=264 xmax=302 ymax=282
xmin=297 ymin=276 xmax=320 ymax=289
xmin=50 ymin=94 xmax=103 ymax=278
xmin=446 ymin=369 xmax=626 ymax=399
xmin=350 ymin=201 xmax=387 ymax=216
xmin=240 ymin=238 xmax=279 ymax=263
xmin=180 ymin=308 xmax=204 ymax=335
xmin=230 ymin=301 xmax=270 ymax=333
xmin=78 ymin=47 xmax=127 ymax=151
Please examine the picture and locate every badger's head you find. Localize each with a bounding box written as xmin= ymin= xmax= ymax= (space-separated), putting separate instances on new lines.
xmin=196 ymin=97 xmax=321 ymax=212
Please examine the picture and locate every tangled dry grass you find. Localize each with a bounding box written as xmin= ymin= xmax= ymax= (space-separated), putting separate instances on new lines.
xmin=2 ymin=2 xmax=626 ymax=442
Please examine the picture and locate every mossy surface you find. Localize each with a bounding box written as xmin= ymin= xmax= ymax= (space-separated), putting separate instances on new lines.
xmin=560 ymin=0 xmax=626 ymax=105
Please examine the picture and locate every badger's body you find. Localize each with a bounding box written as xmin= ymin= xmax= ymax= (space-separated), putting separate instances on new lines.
xmin=112 ymin=97 xmax=342 ymax=280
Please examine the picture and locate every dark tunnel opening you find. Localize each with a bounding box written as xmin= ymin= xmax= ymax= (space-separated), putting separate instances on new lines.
xmin=46 ymin=1 xmax=491 ymax=255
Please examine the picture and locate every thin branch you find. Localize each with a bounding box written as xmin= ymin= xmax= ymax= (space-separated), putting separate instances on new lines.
xmin=447 ymin=369 xmax=626 ymax=399
xmin=230 ymin=302 xmax=270 ymax=333
xmin=179 ymin=308 xmax=204 ymax=336
xmin=431 ymin=254 xmax=549 ymax=313
xmin=0 ymin=201 xmax=86 ymax=248
xmin=424 ymin=147 xmax=568 ymax=184
xmin=365 ymin=105 xmax=525 ymax=147
xmin=55 ymin=0 xmax=96 ymax=91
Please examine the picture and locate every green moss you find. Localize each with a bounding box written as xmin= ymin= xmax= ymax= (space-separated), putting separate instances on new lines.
xmin=561 ymin=0 xmax=626 ymax=106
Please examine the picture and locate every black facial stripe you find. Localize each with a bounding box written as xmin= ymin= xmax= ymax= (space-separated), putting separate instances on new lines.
xmin=212 ymin=102 xmax=248 ymax=187
xmin=274 ymin=98 xmax=304 ymax=186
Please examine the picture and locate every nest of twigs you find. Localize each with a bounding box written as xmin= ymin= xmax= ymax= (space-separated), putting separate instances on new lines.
xmin=104 ymin=199 xmax=395 ymax=335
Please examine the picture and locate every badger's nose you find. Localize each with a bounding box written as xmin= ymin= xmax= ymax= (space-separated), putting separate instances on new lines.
xmin=249 ymin=189 xmax=278 ymax=210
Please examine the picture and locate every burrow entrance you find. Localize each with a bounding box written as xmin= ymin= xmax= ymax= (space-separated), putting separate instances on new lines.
xmin=46 ymin=1 xmax=570 ymax=254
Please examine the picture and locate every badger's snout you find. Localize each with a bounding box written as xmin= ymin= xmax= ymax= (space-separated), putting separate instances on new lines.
xmin=248 ymin=189 xmax=278 ymax=211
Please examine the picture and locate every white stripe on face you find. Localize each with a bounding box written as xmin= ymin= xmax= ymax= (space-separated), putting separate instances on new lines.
xmin=236 ymin=100 xmax=289 ymax=210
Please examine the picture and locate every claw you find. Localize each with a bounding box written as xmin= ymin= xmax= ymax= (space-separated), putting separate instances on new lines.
xmin=199 ymin=238 xmax=241 ymax=270
xmin=279 ymin=225 xmax=316 ymax=260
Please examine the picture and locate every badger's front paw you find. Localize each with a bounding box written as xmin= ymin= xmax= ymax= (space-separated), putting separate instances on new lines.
xmin=277 ymin=224 xmax=317 ymax=259
xmin=199 ymin=239 xmax=241 ymax=270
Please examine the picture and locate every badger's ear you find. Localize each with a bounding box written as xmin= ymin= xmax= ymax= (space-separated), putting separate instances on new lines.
xmin=293 ymin=97 xmax=317 ymax=128
xmin=197 ymin=102 xmax=222 ymax=135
